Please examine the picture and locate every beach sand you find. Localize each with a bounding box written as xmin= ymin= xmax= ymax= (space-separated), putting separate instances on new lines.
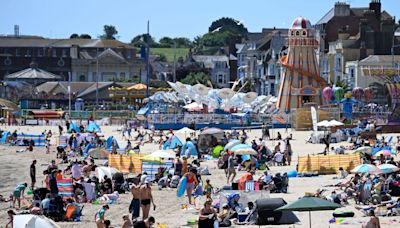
xmin=0 ymin=125 xmax=399 ymax=227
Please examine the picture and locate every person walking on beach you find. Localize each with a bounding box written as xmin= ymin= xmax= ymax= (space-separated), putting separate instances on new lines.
xmin=363 ymin=210 xmax=380 ymax=228
xmin=227 ymin=152 xmax=236 ymax=184
xmin=130 ymin=177 xmax=141 ymax=222
xmin=30 ymin=160 xmax=36 ymax=190
xmin=140 ymin=180 xmax=156 ymax=220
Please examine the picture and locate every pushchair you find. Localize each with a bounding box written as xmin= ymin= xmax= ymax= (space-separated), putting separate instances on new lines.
xmin=113 ymin=172 xmax=128 ymax=193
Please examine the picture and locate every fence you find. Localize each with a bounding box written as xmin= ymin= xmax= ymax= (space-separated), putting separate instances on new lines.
xmin=297 ymin=153 xmax=361 ymax=174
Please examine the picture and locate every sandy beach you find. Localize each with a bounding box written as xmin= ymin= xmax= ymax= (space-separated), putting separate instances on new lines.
xmin=0 ymin=125 xmax=399 ymax=228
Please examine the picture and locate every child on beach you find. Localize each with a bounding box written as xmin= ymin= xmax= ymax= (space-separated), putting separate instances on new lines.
xmin=203 ymin=179 xmax=213 ymax=200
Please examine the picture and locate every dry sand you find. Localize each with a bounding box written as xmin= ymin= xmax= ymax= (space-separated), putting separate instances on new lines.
xmin=0 ymin=125 xmax=399 ymax=228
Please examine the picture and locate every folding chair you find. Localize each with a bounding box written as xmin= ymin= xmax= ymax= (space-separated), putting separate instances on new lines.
xmin=65 ymin=205 xmax=77 ymax=221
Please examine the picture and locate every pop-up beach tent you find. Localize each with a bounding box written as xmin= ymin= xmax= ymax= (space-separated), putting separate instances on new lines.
xmin=68 ymin=122 xmax=80 ymax=133
xmin=0 ymin=131 xmax=10 ymax=143
xmin=162 ymin=135 xmax=182 ymax=150
xmin=86 ymin=121 xmax=101 ymax=133
xmin=106 ymin=136 xmax=120 ymax=150
xmin=181 ymin=140 xmax=198 ymax=157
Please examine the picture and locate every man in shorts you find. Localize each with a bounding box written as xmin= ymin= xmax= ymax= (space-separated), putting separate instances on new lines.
xmin=227 ymin=152 xmax=236 ymax=184
xmin=129 ymin=177 xmax=141 ymax=221
xmin=13 ymin=183 xmax=27 ymax=208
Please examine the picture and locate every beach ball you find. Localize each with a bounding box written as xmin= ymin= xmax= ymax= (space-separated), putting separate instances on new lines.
xmin=287 ymin=170 xmax=298 ymax=178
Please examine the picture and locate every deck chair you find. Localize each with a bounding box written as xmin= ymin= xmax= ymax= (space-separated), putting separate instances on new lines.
xmin=245 ymin=181 xmax=255 ymax=192
xmin=65 ymin=205 xmax=77 ymax=220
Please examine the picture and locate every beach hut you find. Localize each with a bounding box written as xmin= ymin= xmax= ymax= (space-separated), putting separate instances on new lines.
xmin=162 ymin=135 xmax=182 ymax=150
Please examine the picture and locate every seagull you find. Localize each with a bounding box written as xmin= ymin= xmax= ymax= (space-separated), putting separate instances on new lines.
xmin=211 ymin=26 xmax=222 ymax=33
xmin=233 ymin=19 xmax=244 ymax=26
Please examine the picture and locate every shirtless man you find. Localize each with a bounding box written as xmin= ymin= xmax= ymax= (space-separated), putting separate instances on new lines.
xmin=140 ymin=180 xmax=156 ymax=220
xmin=130 ymin=177 xmax=141 ymax=221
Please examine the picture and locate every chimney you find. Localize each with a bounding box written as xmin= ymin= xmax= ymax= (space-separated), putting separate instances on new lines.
xmin=14 ymin=25 xmax=19 ymax=37
xmin=334 ymin=2 xmax=350 ymax=17
xmin=369 ymin=0 xmax=381 ymax=19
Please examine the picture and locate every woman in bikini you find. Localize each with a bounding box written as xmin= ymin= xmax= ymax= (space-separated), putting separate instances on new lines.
xmin=184 ymin=168 xmax=198 ymax=205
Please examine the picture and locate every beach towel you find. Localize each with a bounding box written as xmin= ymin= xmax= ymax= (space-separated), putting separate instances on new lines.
xmin=57 ymin=178 xmax=73 ymax=200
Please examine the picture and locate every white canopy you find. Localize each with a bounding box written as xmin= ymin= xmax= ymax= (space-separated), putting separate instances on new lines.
xmin=176 ymin=127 xmax=195 ymax=134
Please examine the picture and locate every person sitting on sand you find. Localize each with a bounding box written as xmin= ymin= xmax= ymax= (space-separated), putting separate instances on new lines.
xmin=121 ymin=214 xmax=132 ymax=228
xmin=198 ymin=200 xmax=218 ymax=228
xmin=363 ymin=210 xmax=380 ymax=228
xmin=133 ymin=216 xmax=155 ymax=228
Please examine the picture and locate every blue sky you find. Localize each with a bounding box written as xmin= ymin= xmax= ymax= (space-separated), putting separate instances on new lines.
xmin=1 ymin=0 xmax=399 ymax=42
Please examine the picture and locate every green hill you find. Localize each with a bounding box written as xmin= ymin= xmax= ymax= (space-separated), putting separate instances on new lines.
xmin=150 ymin=48 xmax=189 ymax=62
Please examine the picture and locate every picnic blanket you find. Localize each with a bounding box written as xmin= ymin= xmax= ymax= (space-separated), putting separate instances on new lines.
xmin=57 ymin=178 xmax=73 ymax=200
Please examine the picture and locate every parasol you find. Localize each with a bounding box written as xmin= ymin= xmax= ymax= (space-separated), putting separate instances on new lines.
xmin=243 ymin=92 xmax=258 ymax=103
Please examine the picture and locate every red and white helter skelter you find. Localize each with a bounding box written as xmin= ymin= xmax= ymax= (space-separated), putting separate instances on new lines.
xmin=276 ymin=16 xmax=327 ymax=114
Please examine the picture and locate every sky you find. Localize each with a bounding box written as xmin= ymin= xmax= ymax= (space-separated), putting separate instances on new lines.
xmin=1 ymin=0 xmax=399 ymax=43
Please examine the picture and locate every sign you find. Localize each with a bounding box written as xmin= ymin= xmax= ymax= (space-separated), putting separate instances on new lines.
xmin=25 ymin=119 xmax=39 ymax=125
xmin=291 ymin=86 xmax=319 ymax=96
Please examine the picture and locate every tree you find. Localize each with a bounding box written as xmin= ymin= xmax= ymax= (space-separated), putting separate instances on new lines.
xmin=70 ymin=33 xmax=79 ymax=39
xmin=209 ymin=17 xmax=248 ymax=37
xmin=180 ymin=72 xmax=212 ymax=86
xmin=79 ymin=34 xmax=92 ymax=39
xmin=159 ymin=37 xmax=174 ymax=48
xmin=173 ymin=37 xmax=192 ymax=48
xmin=335 ymin=80 xmax=349 ymax=92
xmin=70 ymin=33 xmax=92 ymax=39
xmin=100 ymin=25 xmax=118 ymax=40
xmin=131 ymin=34 xmax=158 ymax=48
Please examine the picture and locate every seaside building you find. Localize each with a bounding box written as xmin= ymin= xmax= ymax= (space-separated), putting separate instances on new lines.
xmin=0 ymin=36 xmax=145 ymax=82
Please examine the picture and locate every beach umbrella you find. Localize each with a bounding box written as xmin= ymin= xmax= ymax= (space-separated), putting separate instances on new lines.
xmin=199 ymin=127 xmax=223 ymax=135
xmin=176 ymin=127 xmax=195 ymax=138
xmin=275 ymin=196 xmax=341 ymax=228
xmin=353 ymin=146 xmax=373 ymax=154
xmin=230 ymin=144 xmax=257 ymax=155
xmin=328 ymin=120 xmax=344 ymax=126
xmin=193 ymin=83 xmax=210 ymax=96
xmin=224 ymin=139 xmax=241 ymax=151
xmin=14 ymin=214 xmax=60 ymax=228
xmin=140 ymin=154 xmax=163 ymax=163
xmin=316 ymin=120 xmax=330 ymax=127
xmin=150 ymin=149 xmax=176 ymax=159
xmin=351 ymin=164 xmax=382 ymax=174
xmin=372 ymin=150 xmax=394 ymax=157
xmin=378 ymin=164 xmax=400 ymax=174
xmin=243 ymin=92 xmax=258 ymax=103
xmin=218 ymin=88 xmax=235 ymax=99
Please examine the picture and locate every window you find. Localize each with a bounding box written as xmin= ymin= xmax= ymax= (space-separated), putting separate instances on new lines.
xmin=270 ymin=83 xmax=275 ymax=96
xmin=52 ymin=49 xmax=57 ymax=57
xmin=350 ymin=68 xmax=355 ymax=78
xmin=79 ymin=75 xmax=86 ymax=81
xmin=120 ymin=72 xmax=126 ymax=80
xmin=62 ymin=49 xmax=67 ymax=57
xmin=25 ymin=49 xmax=31 ymax=57
xmin=218 ymin=74 xmax=224 ymax=83
xmin=38 ymin=48 xmax=43 ymax=57
xmin=15 ymin=48 xmax=20 ymax=56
